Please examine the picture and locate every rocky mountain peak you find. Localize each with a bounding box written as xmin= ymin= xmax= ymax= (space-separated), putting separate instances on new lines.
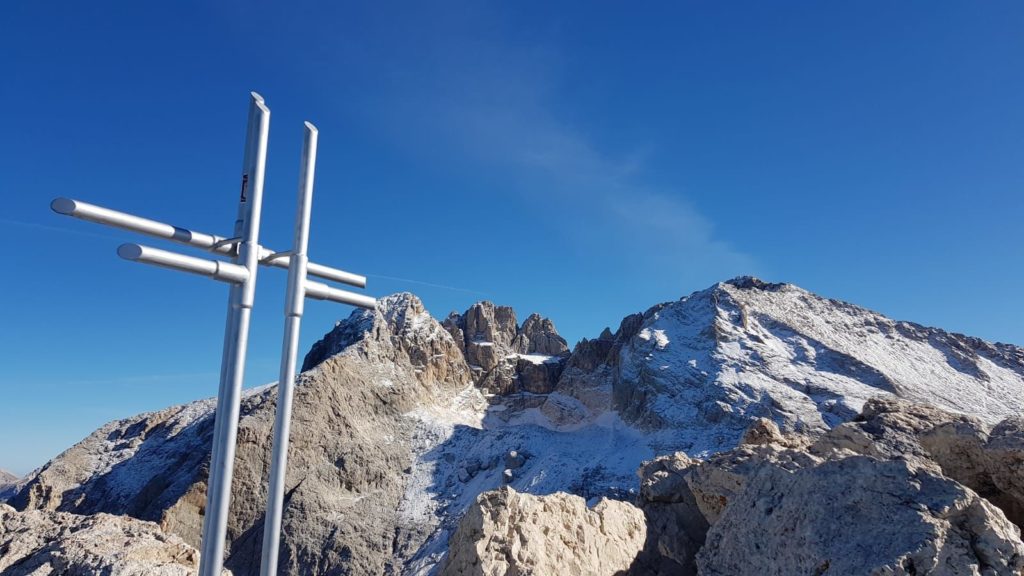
xmin=302 ymin=292 xmax=471 ymax=388
xmin=13 ymin=279 xmax=1024 ymax=576
xmin=514 ymin=314 xmax=569 ymax=356
xmin=721 ymin=275 xmax=791 ymax=292
xmin=0 ymin=470 xmax=18 ymax=502
xmin=440 ymin=300 xmax=570 ymax=395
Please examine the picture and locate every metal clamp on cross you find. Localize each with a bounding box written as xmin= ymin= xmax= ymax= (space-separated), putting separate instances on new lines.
xmin=50 ymin=92 xmax=376 ymax=576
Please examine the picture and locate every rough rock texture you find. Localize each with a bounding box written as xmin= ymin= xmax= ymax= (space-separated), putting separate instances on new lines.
xmin=698 ymin=456 xmax=1024 ymax=575
xmin=583 ymin=278 xmax=1024 ymax=452
xmin=513 ymin=313 xmax=570 ymax=356
xmin=812 ymin=396 xmax=1024 ymax=528
xmin=0 ymin=469 xmax=18 ymax=501
xmin=739 ymin=417 xmax=785 ymax=446
xmin=456 ymin=301 xmax=519 ymax=374
xmin=0 ymin=503 xmax=228 ymax=575
xmin=629 ymin=429 xmax=820 ymax=575
xmin=632 ymin=403 xmax=1024 ymax=576
xmin=631 ymin=453 xmax=709 ymax=575
xmin=442 ymin=302 xmax=569 ymax=394
xmin=439 ymin=487 xmax=645 ymax=576
xmin=13 ymin=278 xmax=1024 ymax=575
xmin=12 ymin=293 xmax=474 ymax=576
xmin=986 ymin=418 xmax=1024 ymax=526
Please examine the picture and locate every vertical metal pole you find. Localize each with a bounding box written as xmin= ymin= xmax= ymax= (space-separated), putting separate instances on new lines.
xmin=200 ymin=93 xmax=258 ymax=568
xmin=259 ymin=122 xmax=318 ymax=576
xmin=199 ymin=92 xmax=270 ymax=576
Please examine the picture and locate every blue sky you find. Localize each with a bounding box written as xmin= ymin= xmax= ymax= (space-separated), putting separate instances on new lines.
xmin=2 ymin=2 xmax=1022 ymax=475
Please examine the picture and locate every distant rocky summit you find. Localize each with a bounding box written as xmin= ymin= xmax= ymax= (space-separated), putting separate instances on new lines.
xmin=7 ymin=278 xmax=1024 ymax=574
xmin=0 ymin=469 xmax=18 ymax=501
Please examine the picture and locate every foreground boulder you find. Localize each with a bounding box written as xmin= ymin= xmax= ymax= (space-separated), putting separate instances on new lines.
xmin=631 ymin=400 xmax=1024 ymax=575
xmin=812 ymin=397 xmax=1024 ymax=527
xmin=440 ymin=487 xmax=646 ymax=576
xmin=698 ymin=456 xmax=1024 ymax=575
xmin=0 ymin=503 xmax=225 ymax=575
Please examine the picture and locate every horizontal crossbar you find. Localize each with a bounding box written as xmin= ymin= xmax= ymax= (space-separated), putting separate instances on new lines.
xmin=52 ymin=197 xmax=368 ymax=288
xmin=304 ymin=279 xmax=377 ymax=309
xmin=118 ymin=243 xmax=250 ymax=284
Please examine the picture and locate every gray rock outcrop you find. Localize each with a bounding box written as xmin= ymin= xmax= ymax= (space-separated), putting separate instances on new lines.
xmin=986 ymin=417 xmax=1024 ymax=525
xmin=12 ymin=293 xmax=472 ymax=576
xmin=0 ymin=503 xmax=228 ymax=575
xmin=440 ymin=487 xmax=646 ymax=576
xmin=812 ymin=396 xmax=1024 ymax=528
xmin=0 ymin=469 xmax=18 ymax=501
xmin=513 ymin=313 xmax=570 ymax=356
xmin=631 ymin=402 xmax=1024 ymax=576
xmin=699 ymin=455 xmax=1024 ymax=575
xmin=12 ymin=278 xmax=1024 ymax=576
xmin=443 ymin=302 xmax=569 ymax=395
xmin=451 ymin=301 xmax=519 ymax=374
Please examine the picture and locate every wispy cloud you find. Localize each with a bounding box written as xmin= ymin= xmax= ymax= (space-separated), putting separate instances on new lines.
xmin=363 ymin=23 xmax=755 ymax=287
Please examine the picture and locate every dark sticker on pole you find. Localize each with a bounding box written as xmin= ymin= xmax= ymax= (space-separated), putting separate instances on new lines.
xmin=240 ymin=174 xmax=249 ymax=202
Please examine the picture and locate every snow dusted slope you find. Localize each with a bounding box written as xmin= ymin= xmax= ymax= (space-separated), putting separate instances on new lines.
xmin=719 ymin=278 xmax=1024 ymax=421
xmin=0 ymin=470 xmax=19 ymax=501
xmin=11 ymin=279 xmax=1024 ymax=575
xmin=396 ymin=278 xmax=1024 ymax=573
xmin=611 ymin=277 xmax=1024 ymax=446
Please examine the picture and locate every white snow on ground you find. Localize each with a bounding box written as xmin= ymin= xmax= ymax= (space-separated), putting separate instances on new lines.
xmin=718 ymin=282 xmax=1024 ymax=425
xmin=507 ymin=353 xmax=558 ymax=365
xmin=399 ymin=388 xmax=654 ymax=575
xmin=21 ymin=280 xmax=1024 ymax=574
xmin=396 ymin=279 xmax=1024 ymax=573
xmin=25 ymin=383 xmax=278 ymax=508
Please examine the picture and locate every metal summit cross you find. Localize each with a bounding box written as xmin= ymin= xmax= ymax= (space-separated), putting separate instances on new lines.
xmin=50 ymin=92 xmax=377 ymax=576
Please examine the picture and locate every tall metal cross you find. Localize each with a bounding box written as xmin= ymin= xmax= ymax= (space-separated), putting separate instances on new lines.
xmin=51 ymin=92 xmax=376 ymax=576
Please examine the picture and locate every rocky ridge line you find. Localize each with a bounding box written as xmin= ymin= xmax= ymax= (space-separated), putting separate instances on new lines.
xmin=442 ymin=397 xmax=1024 ymax=575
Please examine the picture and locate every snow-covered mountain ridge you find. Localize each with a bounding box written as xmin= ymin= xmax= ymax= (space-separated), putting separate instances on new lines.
xmin=7 ymin=277 xmax=1024 ymax=575
xmin=608 ymin=276 xmax=1024 ymax=442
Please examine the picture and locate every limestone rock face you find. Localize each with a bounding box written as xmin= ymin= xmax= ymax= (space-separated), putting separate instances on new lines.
xmin=513 ymin=355 xmax=564 ymax=394
xmin=512 ymin=313 xmax=569 ymax=356
xmin=633 ymin=453 xmax=708 ymax=575
xmin=544 ymin=313 xmax=644 ymax=422
xmin=12 ymin=293 xmax=472 ymax=576
xmin=13 ymin=278 xmax=1024 ymax=576
xmin=443 ymin=301 xmax=570 ymax=394
xmin=812 ymin=396 xmax=1024 ymax=527
xmin=0 ymin=469 xmax=18 ymax=501
xmin=303 ymin=293 xmax=473 ymax=388
xmin=461 ymin=301 xmax=519 ymax=373
xmin=633 ymin=405 xmax=1024 ymax=575
xmin=631 ymin=433 xmax=821 ymax=574
xmin=739 ymin=417 xmax=784 ymax=446
xmin=697 ymin=456 xmax=1024 ymax=576
xmin=686 ymin=444 xmax=819 ymax=526
xmin=439 ymin=487 xmax=646 ymax=576
xmin=0 ymin=503 xmax=228 ymax=576
xmin=987 ymin=418 xmax=1024 ymax=525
